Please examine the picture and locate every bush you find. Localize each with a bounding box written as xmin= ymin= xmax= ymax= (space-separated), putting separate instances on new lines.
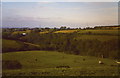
xmin=2 ymin=60 xmax=22 ymax=69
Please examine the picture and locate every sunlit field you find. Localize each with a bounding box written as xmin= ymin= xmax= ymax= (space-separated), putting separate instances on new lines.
xmin=54 ymin=30 xmax=78 ymax=33
xmin=3 ymin=51 xmax=119 ymax=76
xmin=78 ymin=29 xmax=119 ymax=35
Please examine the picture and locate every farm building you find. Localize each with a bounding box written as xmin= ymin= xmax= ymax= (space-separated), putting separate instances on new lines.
xmin=22 ymin=33 xmax=26 ymax=36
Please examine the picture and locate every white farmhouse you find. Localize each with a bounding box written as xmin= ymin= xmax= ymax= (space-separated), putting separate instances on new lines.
xmin=22 ymin=33 xmax=26 ymax=36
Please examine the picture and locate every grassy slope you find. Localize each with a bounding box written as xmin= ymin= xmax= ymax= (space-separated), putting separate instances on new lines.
xmin=54 ymin=30 xmax=78 ymax=33
xmin=39 ymin=31 xmax=49 ymax=34
xmin=75 ymin=29 xmax=119 ymax=42
xmin=2 ymin=39 xmax=24 ymax=51
xmin=75 ymin=35 xmax=118 ymax=42
xmin=53 ymin=29 xmax=119 ymax=42
xmin=2 ymin=39 xmax=40 ymax=52
xmin=78 ymin=29 xmax=119 ymax=35
xmin=3 ymin=51 xmax=119 ymax=76
xmin=12 ymin=30 xmax=31 ymax=34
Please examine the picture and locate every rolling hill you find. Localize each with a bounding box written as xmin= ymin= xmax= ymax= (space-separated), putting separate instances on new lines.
xmin=3 ymin=51 xmax=119 ymax=76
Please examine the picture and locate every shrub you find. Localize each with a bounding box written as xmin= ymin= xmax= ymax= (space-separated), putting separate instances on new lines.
xmin=2 ymin=60 xmax=22 ymax=69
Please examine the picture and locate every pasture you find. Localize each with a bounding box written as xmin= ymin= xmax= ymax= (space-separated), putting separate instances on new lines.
xmin=39 ymin=31 xmax=49 ymax=34
xmin=2 ymin=39 xmax=24 ymax=51
xmin=2 ymin=39 xmax=40 ymax=52
xmin=54 ymin=30 xmax=78 ymax=33
xmin=78 ymin=29 xmax=119 ymax=35
xmin=75 ymin=29 xmax=119 ymax=41
xmin=11 ymin=30 xmax=31 ymax=34
xmin=75 ymin=35 xmax=118 ymax=42
xmin=2 ymin=51 xmax=119 ymax=76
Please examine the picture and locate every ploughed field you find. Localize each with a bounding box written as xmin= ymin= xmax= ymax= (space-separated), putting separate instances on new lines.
xmin=2 ymin=51 xmax=119 ymax=76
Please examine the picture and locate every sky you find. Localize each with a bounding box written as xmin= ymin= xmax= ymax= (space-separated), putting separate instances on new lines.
xmin=2 ymin=0 xmax=119 ymax=2
xmin=1 ymin=2 xmax=118 ymax=28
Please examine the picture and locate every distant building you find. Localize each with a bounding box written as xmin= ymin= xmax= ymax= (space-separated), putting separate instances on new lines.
xmin=22 ymin=33 xmax=26 ymax=36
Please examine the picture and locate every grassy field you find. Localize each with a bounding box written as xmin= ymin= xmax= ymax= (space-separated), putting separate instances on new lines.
xmin=39 ymin=31 xmax=49 ymax=34
xmin=2 ymin=39 xmax=24 ymax=51
xmin=3 ymin=51 xmax=119 ymax=76
xmin=54 ymin=30 xmax=78 ymax=33
xmin=75 ymin=35 xmax=118 ymax=42
xmin=78 ymin=29 xmax=119 ymax=35
xmin=11 ymin=29 xmax=119 ymax=35
xmin=11 ymin=30 xmax=31 ymax=35
xmin=2 ymin=39 xmax=40 ymax=52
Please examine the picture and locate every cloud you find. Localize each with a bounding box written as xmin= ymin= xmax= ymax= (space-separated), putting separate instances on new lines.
xmin=2 ymin=2 xmax=118 ymax=28
xmin=37 ymin=2 xmax=56 ymax=4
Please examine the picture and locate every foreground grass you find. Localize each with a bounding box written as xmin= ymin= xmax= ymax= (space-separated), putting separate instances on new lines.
xmin=3 ymin=51 xmax=119 ymax=76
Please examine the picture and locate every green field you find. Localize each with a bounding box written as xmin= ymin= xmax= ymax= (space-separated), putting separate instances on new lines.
xmin=2 ymin=39 xmax=40 ymax=52
xmin=78 ymin=29 xmax=119 ymax=35
xmin=3 ymin=51 xmax=119 ymax=76
xmin=54 ymin=30 xmax=78 ymax=33
xmin=75 ymin=35 xmax=118 ymax=42
xmin=2 ymin=39 xmax=24 ymax=51
xmin=12 ymin=30 xmax=31 ymax=34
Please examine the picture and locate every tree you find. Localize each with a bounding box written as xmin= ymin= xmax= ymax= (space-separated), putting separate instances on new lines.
xmin=60 ymin=26 xmax=67 ymax=30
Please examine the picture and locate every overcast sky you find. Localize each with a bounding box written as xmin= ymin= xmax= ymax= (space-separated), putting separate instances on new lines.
xmin=2 ymin=2 xmax=118 ymax=28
